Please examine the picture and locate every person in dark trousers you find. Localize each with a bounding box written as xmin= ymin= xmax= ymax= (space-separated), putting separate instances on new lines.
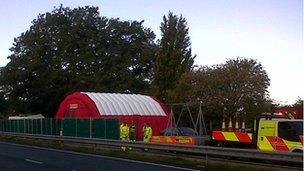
xmin=129 ymin=122 xmax=136 ymax=141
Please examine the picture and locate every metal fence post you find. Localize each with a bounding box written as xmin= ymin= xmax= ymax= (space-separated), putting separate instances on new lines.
xmin=60 ymin=119 xmax=63 ymax=136
xmin=75 ymin=118 xmax=78 ymax=137
xmin=31 ymin=119 xmax=33 ymax=134
xmin=40 ymin=119 xmax=43 ymax=134
xmin=25 ymin=120 xmax=27 ymax=133
xmin=9 ymin=120 xmax=11 ymax=132
xmin=23 ymin=119 xmax=26 ymax=133
xmin=104 ymin=119 xmax=107 ymax=139
xmin=17 ymin=120 xmax=19 ymax=133
xmin=89 ymin=118 xmax=92 ymax=138
xmin=50 ymin=119 xmax=53 ymax=135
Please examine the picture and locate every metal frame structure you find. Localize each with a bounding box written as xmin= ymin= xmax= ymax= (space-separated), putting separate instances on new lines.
xmin=166 ymin=101 xmax=207 ymax=136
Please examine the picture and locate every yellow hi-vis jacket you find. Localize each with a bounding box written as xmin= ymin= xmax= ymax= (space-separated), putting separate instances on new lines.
xmin=120 ymin=125 xmax=129 ymax=140
xmin=143 ymin=126 xmax=152 ymax=142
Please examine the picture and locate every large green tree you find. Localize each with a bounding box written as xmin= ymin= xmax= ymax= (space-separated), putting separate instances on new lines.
xmin=169 ymin=58 xmax=271 ymax=128
xmin=153 ymin=12 xmax=195 ymax=101
xmin=0 ymin=5 xmax=156 ymax=117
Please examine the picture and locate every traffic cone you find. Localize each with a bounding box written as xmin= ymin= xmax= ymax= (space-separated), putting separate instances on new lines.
xmin=235 ymin=119 xmax=239 ymax=131
xmin=228 ymin=118 xmax=233 ymax=132
xmin=241 ymin=120 xmax=246 ymax=132
xmin=221 ymin=118 xmax=226 ymax=131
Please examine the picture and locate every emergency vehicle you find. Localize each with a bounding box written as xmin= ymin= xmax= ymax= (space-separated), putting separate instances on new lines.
xmin=212 ymin=114 xmax=303 ymax=152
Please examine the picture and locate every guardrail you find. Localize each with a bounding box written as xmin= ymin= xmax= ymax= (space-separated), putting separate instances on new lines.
xmin=0 ymin=131 xmax=302 ymax=164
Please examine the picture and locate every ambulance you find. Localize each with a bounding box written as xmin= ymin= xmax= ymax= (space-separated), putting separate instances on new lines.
xmin=212 ymin=114 xmax=303 ymax=152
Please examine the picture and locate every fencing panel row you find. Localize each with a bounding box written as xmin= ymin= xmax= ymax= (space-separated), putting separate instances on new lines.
xmin=0 ymin=118 xmax=119 ymax=140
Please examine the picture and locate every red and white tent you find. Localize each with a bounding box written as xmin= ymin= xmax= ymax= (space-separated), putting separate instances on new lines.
xmin=55 ymin=92 xmax=170 ymax=139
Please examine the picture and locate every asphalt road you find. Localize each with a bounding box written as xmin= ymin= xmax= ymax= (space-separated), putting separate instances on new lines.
xmin=0 ymin=141 xmax=197 ymax=171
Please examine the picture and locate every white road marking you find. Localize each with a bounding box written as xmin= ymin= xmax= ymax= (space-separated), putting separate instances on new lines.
xmin=25 ymin=158 xmax=43 ymax=164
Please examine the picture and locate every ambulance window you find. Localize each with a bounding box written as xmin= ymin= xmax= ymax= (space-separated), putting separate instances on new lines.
xmin=278 ymin=122 xmax=301 ymax=142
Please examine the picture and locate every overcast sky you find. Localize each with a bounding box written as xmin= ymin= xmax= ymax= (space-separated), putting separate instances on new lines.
xmin=0 ymin=0 xmax=303 ymax=104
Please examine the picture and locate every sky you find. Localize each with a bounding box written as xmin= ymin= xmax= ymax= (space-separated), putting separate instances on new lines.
xmin=0 ymin=0 xmax=303 ymax=104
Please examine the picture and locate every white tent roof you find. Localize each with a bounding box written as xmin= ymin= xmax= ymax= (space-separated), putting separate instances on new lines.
xmin=83 ymin=92 xmax=167 ymax=116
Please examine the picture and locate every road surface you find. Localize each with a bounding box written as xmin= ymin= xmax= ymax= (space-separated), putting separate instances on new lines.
xmin=0 ymin=141 xmax=197 ymax=171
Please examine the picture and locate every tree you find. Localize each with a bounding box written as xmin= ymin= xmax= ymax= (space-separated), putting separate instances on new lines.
xmin=169 ymin=58 xmax=271 ymax=128
xmin=0 ymin=5 xmax=156 ymax=117
xmin=153 ymin=12 xmax=195 ymax=101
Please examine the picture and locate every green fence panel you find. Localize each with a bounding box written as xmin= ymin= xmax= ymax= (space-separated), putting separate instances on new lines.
xmin=9 ymin=120 xmax=12 ymax=132
xmin=0 ymin=118 xmax=119 ymax=140
xmin=37 ymin=119 xmax=42 ymax=134
xmin=10 ymin=120 xmax=13 ymax=132
xmin=32 ymin=119 xmax=37 ymax=134
xmin=24 ymin=119 xmax=28 ymax=133
xmin=18 ymin=120 xmax=25 ymax=133
xmin=0 ymin=120 xmax=2 ymax=131
xmin=1 ymin=120 xmax=3 ymax=131
xmin=1 ymin=120 xmax=4 ymax=131
xmin=50 ymin=119 xmax=60 ymax=135
xmin=76 ymin=119 xmax=90 ymax=138
xmin=29 ymin=119 xmax=34 ymax=134
xmin=91 ymin=119 xmax=117 ymax=139
xmin=25 ymin=119 xmax=30 ymax=133
xmin=0 ymin=120 xmax=3 ymax=131
xmin=4 ymin=120 xmax=7 ymax=132
xmin=47 ymin=119 xmax=52 ymax=135
xmin=7 ymin=120 xmax=11 ymax=132
xmin=92 ymin=119 xmax=106 ymax=139
xmin=42 ymin=119 xmax=46 ymax=134
xmin=16 ymin=120 xmax=19 ymax=132
xmin=3 ymin=120 xmax=6 ymax=132
xmin=5 ymin=120 xmax=7 ymax=132
xmin=63 ymin=119 xmax=76 ymax=136
xmin=105 ymin=119 xmax=119 ymax=140
xmin=10 ymin=120 xmax=14 ymax=132
xmin=43 ymin=118 xmax=50 ymax=135
xmin=15 ymin=120 xmax=19 ymax=133
xmin=2 ymin=120 xmax=6 ymax=131
xmin=8 ymin=120 xmax=11 ymax=132
xmin=5 ymin=120 xmax=9 ymax=132
xmin=11 ymin=120 xmax=15 ymax=132
xmin=0 ymin=120 xmax=5 ymax=131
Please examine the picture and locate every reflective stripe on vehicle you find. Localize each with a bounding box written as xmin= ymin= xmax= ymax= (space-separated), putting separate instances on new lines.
xmin=212 ymin=131 xmax=226 ymax=141
xmin=266 ymin=136 xmax=289 ymax=151
xmin=223 ymin=132 xmax=239 ymax=141
xmin=257 ymin=136 xmax=274 ymax=151
xmin=149 ymin=136 xmax=195 ymax=145
xmin=234 ymin=132 xmax=252 ymax=143
xmin=212 ymin=131 xmax=252 ymax=143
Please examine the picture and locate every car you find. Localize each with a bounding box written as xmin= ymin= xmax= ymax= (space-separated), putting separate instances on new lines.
xmin=161 ymin=127 xmax=198 ymax=136
xmin=160 ymin=127 xmax=210 ymax=145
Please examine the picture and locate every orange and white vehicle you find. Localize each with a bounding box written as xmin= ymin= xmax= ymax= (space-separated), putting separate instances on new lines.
xmin=212 ymin=114 xmax=303 ymax=152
